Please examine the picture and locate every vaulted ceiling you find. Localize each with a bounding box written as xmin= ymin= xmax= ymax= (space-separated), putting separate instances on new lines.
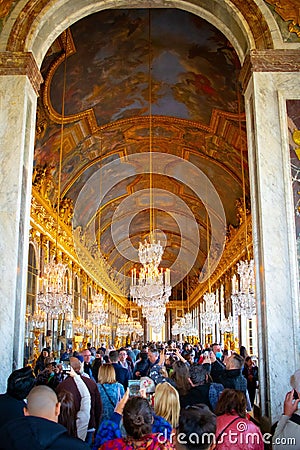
xmin=34 ymin=8 xmax=249 ymax=298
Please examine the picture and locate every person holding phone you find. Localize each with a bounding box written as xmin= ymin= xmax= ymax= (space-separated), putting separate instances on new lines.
xmin=58 ymin=366 xmax=91 ymax=440
xmin=92 ymin=390 xmax=174 ymax=450
xmin=56 ymin=357 xmax=102 ymax=446
xmin=273 ymin=369 xmax=300 ymax=450
xmin=35 ymin=357 xmax=63 ymax=390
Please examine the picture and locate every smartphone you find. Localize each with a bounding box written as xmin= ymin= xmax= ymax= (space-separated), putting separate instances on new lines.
xmin=293 ymin=389 xmax=299 ymax=400
xmin=61 ymin=359 xmax=71 ymax=372
xmin=128 ymin=380 xmax=141 ymax=397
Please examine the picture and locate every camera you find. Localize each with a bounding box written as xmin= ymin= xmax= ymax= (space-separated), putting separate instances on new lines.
xmin=61 ymin=359 xmax=71 ymax=372
xmin=203 ymin=351 xmax=210 ymax=357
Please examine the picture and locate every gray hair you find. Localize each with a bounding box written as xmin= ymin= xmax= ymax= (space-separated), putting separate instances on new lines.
xmin=290 ymin=369 xmax=300 ymax=392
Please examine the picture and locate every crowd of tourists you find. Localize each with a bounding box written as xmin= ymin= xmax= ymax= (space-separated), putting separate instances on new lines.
xmin=0 ymin=340 xmax=298 ymax=449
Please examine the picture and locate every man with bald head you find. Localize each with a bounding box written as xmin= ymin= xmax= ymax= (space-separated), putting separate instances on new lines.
xmin=0 ymin=385 xmax=89 ymax=449
xmin=56 ymin=356 xmax=102 ymax=445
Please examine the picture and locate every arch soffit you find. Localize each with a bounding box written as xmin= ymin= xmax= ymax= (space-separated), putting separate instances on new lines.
xmin=3 ymin=0 xmax=276 ymax=67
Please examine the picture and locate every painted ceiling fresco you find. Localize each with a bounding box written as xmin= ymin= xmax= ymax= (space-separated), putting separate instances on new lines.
xmin=34 ymin=8 xmax=248 ymax=291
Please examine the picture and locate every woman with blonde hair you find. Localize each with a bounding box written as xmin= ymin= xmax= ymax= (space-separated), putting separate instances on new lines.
xmin=97 ymin=364 xmax=125 ymax=423
xmin=154 ymin=382 xmax=180 ymax=429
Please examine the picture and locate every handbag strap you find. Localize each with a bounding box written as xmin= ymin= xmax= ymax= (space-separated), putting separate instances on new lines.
xmin=215 ymin=416 xmax=241 ymax=444
xmin=101 ymin=384 xmax=116 ymax=407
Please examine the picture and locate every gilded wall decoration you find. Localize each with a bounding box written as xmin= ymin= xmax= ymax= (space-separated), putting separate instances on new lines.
xmin=0 ymin=0 xmax=14 ymax=19
xmin=265 ymin=0 xmax=300 ymax=40
xmin=287 ymin=100 xmax=300 ymax=278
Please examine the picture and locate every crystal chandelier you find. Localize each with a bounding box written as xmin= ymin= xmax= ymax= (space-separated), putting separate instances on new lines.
xmin=130 ymin=256 xmax=171 ymax=309
xmin=171 ymin=320 xmax=181 ymax=336
xmin=30 ymin=309 xmax=46 ymax=330
xmin=73 ymin=316 xmax=90 ymax=335
xmin=171 ymin=317 xmax=185 ymax=336
xmin=129 ymin=11 xmax=171 ymax=332
xmin=219 ymin=314 xmax=234 ymax=333
xmin=99 ymin=324 xmax=111 ymax=336
xmin=138 ymin=238 xmax=163 ymax=267
xmin=132 ymin=320 xmax=144 ymax=336
xmin=172 ymin=313 xmax=197 ymax=337
xmin=142 ymin=304 xmax=166 ymax=331
xmin=200 ymin=292 xmax=219 ymax=333
xmin=38 ymin=256 xmax=73 ymax=316
xmin=231 ymin=93 xmax=256 ymax=319
xmin=116 ymin=313 xmax=131 ymax=337
xmin=126 ymin=315 xmax=144 ymax=337
xmin=88 ymin=292 xmax=108 ymax=325
xmin=38 ymin=38 xmax=73 ymax=320
xmin=231 ymin=259 xmax=256 ymax=318
xmin=182 ymin=312 xmax=198 ymax=337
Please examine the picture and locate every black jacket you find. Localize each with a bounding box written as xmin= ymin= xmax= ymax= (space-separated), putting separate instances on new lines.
xmin=0 ymin=416 xmax=89 ymax=450
xmin=133 ymin=353 xmax=150 ymax=379
xmin=0 ymin=394 xmax=25 ymax=426
xmin=209 ymin=359 xmax=226 ymax=383
xmin=221 ymin=368 xmax=248 ymax=394
xmin=111 ymin=362 xmax=129 ymax=389
xmin=180 ymin=383 xmax=211 ymax=409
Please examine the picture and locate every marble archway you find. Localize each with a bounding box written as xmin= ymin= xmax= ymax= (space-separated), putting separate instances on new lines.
xmin=0 ymin=0 xmax=299 ymax=425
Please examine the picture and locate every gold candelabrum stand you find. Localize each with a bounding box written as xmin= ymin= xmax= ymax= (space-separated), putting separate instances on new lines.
xmin=32 ymin=328 xmax=42 ymax=367
xmin=223 ymin=332 xmax=239 ymax=352
xmin=205 ymin=334 xmax=213 ymax=346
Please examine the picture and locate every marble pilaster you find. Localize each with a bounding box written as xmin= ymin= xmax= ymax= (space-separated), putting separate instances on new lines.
xmin=0 ymin=52 xmax=41 ymax=392
xmin=242 ymin=54 xmax=300 ymax=422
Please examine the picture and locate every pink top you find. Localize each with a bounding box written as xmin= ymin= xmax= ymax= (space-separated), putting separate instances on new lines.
xmin=215 ymin=414 xmax=264 ymax=450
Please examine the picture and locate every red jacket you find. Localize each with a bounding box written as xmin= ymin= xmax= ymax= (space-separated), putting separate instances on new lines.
xmin=215 ymin=413 xmax=264 ymax=450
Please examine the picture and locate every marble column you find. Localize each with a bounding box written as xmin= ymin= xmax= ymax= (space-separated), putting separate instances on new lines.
xmin=240 ymin=50 xmax=300 ymax=423
xmin=0 ymin=52 xmax=42 ymax=392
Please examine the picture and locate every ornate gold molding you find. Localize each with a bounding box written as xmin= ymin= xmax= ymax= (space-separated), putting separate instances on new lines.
xmin=265 ymin=0 xmax=300 ymax=37
xmin=30 ymin=187 xmax=127 ymax=307
xmin=293 ymin=129 xmax=300 ymax=160
xmin=189 ymin=216 xmax=253 ymax=308
xmin=0 ymin=51 xmax=43 ymax=96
